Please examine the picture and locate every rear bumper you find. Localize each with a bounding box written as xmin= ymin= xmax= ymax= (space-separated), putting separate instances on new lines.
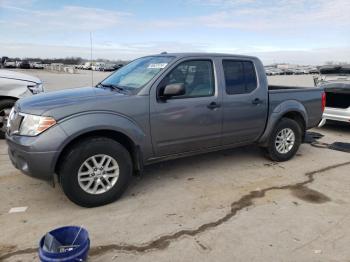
xmin=320 ymin=107 xmax=350 ymax=126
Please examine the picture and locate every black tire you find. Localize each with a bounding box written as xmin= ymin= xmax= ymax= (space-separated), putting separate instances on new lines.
xmin=60 ymin=137 xmax=132 ymax=207
xmin=0 ymin=99 xmax=16 ymax=139
xmin=265 ymin=118 xmax=302 ymax=162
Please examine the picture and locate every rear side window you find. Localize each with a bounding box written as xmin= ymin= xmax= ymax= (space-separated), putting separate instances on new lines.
xmin=222 ymin=60 xmax=257 ymax=95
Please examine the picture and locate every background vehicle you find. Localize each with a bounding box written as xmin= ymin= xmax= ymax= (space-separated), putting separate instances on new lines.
xmin=265 ymin=67 xmax=283 ymax=76
xmin=82 ymin=62 xmax=92 ymax=70
xmin=6 ymin=53 xmax=324 ymax=207
xmin=31 ymin=62 xmax=44 ymax=69
xmin=92 ymin=62 xmax=105 ymax=71
xmin=282 ymin=69 xmax=294 ymax=75
xmin=315 ymin=65 xmax=350 ymax=126
xmin=292 ymin=69 xmax=304 ymax=75
xmin=0 ymin=70 xmax=44 ymax=138
xmin=309 ymin=68 xmax=319 ymax=74
xmin=19 ymin=60 xmax=31 ymax=69
xmin=4 ymin=59 xmax=17 ymax=68
xmin=114 ymin=64 xmax=124 ymax=70
xmin=1 ymin=56 xmax=9 ymax=68
xmin=101 ymin=63 xmax=117 ymax=71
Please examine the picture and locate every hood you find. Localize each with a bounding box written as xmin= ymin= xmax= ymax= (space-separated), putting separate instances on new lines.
xmin=0 ymin=69 xmax=41 ymax=84
xmin=16 ymin=86 xmax=129 ymax=117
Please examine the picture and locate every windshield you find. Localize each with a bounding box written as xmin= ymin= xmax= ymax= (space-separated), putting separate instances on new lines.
xmin=99 ymin=56 xmax=174 ymax=91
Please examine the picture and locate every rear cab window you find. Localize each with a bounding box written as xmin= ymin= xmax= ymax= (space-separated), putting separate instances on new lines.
xmin=222 ymin=60 xmax=257 ymax=95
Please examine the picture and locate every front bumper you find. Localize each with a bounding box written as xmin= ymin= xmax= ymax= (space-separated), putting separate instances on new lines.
xmin=7 ymin=144 xmax=57 ymax=180
xmin=6 ymin=125 xmax=68 ymax=180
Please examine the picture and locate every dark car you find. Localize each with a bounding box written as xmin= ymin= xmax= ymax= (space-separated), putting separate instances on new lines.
xmin=19 ymin=60 xmax=31 ymax=69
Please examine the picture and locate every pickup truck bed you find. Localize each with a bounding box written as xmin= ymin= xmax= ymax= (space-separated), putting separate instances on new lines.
xmin=253 ymin=85 xmax=324 ymax=146
xmin=268 ymin=85 xmax=324 ymax=128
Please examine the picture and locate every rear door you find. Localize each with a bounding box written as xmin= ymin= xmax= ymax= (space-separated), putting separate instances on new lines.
xmin=150 ymin=58 xmax=222 ymax=156
xmin=220 ymin=59 xmax=268 ymax=144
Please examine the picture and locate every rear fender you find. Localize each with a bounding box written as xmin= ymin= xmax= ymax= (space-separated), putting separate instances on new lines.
xmin=258 ymin=100 xmax=307 ymax=145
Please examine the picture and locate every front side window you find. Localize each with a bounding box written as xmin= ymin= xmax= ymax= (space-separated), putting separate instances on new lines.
xmin=223 ymin=60 xmax=257 ymax=95
xmin=100 ymin=56 xmax=174 ymax=91
xmin=159 ymin=60 xmax=215 ymax=99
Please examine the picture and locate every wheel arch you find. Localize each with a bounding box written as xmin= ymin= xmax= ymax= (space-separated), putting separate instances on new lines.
xmin=54 ymin=129 xmax=143 ymax=177
xmin=258 ymin=100 xmax=308 ymax=146
xmin=281 ymin=111 xmax=306 ymax=138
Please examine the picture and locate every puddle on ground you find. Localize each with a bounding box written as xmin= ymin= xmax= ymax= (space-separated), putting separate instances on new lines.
xmin=303 ymin=132 xmax=324 ymax=144
xmin=304 ymin=132 xmax=350 ymax=154
xmin=290 ymin=186 xmax=331 ymax=204
xmin=329 ymin=142 xmax=350 ymax=153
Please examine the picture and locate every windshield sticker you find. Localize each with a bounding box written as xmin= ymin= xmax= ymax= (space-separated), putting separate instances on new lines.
xmin=148 ymin=63 xmax=168 ymax=69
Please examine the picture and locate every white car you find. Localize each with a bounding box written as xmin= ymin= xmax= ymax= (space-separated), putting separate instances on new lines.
xmin=31 ymin=62 xmax=44 ymax=69
xmin=316 ymin=65 xmax=350 ymax=126
xmin=82 ymin=62 xmax=92 ymax=70
xmin=4 ymin=59 xmax=17 ymax=68
xmin=0 ymin=70 xmax=44 ymax=138
xmin=92 ymin=62 xmax=106 ymax=71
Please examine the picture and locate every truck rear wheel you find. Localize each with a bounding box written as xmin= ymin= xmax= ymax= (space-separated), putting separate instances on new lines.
xmin=59 ymin=137 xmax=132 ymax=207
xmin=265 ymin=118 xmax=302 ymax=162
xmin=0 ymin=99 xmax=16 ymax=139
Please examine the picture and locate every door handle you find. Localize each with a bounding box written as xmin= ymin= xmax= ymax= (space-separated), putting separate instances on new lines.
xmin=207 ymin=102 xmax=221 ymax=110
xmin=252 ymin=98 xmax=263 ymax=105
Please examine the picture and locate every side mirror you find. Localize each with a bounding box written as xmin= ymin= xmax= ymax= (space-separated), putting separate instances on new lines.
xmin=162 ymin=83 xmax=185 ymax=98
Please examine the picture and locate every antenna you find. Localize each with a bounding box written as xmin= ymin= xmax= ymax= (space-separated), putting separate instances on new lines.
xmin=90 ymin=32 xmax=94 ymax=86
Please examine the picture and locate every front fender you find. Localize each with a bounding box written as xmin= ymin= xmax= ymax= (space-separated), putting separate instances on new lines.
xmin=258 ymin=100 xmax=307 ymax=145
xmin=57 ymin=111 xmax=146 ymax=149
xmin=50 ymin=111 xmax=148 ymax=173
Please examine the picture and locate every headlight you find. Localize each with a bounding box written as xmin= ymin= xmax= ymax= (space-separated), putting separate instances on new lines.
xmin=27 ymin=83 xmax=44 ymax=94
xmin=19 ymin=113 xmax=56 ymax=136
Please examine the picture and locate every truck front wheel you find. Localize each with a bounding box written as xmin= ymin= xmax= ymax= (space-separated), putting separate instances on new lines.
xmin=59 ymin=137 xmax=132 ymax=207
xmin=265 ymin=118 xmax=302 ymax=162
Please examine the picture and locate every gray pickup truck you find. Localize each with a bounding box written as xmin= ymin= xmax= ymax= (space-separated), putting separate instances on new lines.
xmin=6 ymin=53 xmax=325 ymax=207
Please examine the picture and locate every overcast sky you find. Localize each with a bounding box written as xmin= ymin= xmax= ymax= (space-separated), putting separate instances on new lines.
xmin=0 ymin=0 xmax=349 ymax=65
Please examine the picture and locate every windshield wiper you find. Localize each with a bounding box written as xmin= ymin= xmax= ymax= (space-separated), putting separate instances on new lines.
xmin=97 ymin=83 xmax=126 ymax=92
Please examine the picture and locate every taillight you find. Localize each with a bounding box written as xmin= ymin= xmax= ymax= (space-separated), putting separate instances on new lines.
xmin=321 ymin=92 xmax=326 ymax=112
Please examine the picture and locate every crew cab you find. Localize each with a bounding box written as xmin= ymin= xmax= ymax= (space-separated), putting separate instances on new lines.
xmin=6 ymin=53 xmax=325 ymax=207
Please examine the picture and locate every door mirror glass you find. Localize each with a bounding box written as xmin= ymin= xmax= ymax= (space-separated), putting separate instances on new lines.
xmin=163 ymin=83 xmax=185 ymax=97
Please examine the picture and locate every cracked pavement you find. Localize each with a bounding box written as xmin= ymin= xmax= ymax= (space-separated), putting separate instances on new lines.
xmin=0 ymin=72 xmax=350 ymax=261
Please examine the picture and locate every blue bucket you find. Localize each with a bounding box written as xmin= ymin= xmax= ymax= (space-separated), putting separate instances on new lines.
xmin=38 ymin=226 xmax=90 ymax=262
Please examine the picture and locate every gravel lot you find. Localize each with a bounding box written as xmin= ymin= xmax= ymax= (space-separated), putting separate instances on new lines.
xmin=1 ymin=69 xmax=350 ymax=261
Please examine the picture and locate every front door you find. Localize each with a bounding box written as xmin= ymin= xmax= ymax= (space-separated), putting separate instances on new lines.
xmin=150 ymin=59 xmax=222 ymax=156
